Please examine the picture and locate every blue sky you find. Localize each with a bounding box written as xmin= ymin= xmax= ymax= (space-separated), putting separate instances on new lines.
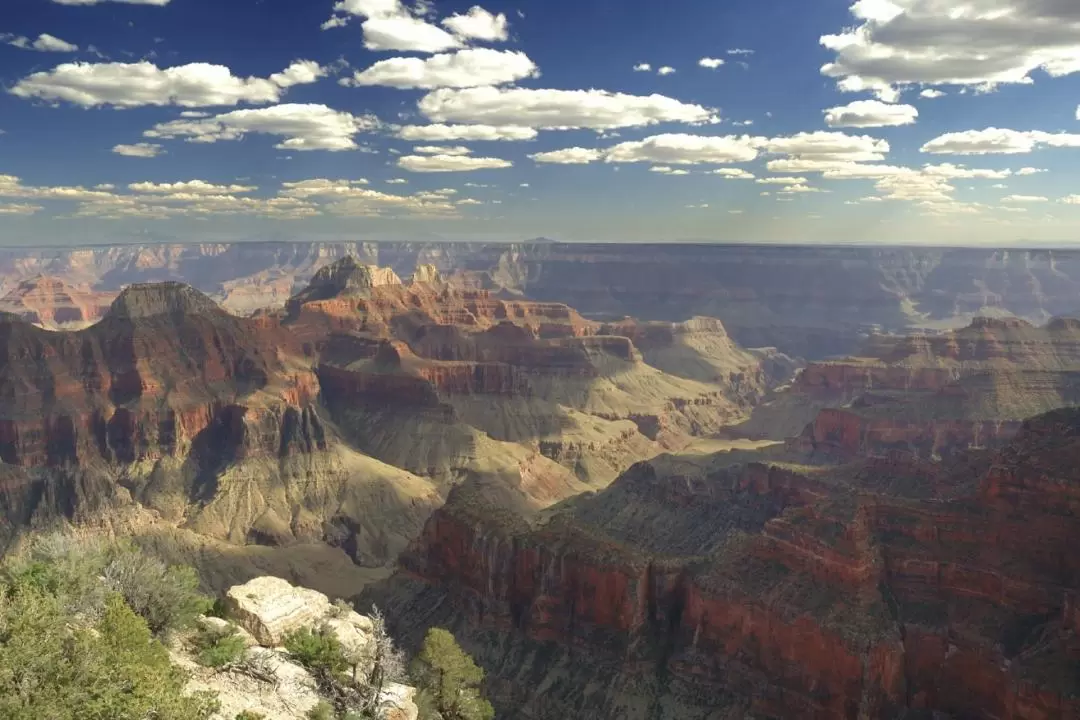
xmin=3 ymin=0 xmax=1080 ymax=246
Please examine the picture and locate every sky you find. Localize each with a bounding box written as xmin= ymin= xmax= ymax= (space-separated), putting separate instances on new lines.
xmin=3 ymin=0 xmax=1080 ymax=246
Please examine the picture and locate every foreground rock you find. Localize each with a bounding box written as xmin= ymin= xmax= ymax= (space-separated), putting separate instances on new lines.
xmin=177 ymin=576 xmax=418 ymax=720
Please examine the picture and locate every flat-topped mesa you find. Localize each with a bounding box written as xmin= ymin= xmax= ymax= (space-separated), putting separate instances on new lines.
xmin=107 ymin=281 xmax=224 ymax=321
xmin=411 ymin=263 xmax=443 ymax=285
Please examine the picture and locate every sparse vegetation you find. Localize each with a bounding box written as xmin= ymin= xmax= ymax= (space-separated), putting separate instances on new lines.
xmin=193 ymin=623 xmax=248 ymax=668
xmin=0 ymin=534 xmax=218 ymax=720
xmin=235 ymin=712 xmax=267 ymax=720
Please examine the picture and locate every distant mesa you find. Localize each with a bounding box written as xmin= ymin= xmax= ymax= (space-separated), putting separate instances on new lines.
xmin=107 ymin=281 xmax=223 ymax=321
xmin=288 ymin=256 xmax=403 ymax=310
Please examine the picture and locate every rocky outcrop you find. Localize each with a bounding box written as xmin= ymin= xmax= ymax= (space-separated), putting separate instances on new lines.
xmin=177 ymin=576 xmax=418 ymax=720
xmin=226 ymin=576 xmax=334 ymax=646
xmin=370 ymin=407 xmax=1080 ymax=720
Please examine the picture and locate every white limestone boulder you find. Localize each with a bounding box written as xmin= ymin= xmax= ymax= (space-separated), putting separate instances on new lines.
xmin=225 ymin=576 xmax=331 ymax=647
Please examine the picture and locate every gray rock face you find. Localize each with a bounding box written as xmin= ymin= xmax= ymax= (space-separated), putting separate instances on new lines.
xmin=108 ymin=282 xmax=223 ymax=320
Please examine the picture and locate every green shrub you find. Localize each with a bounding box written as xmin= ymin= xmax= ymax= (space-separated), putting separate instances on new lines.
xmin=306 ymin=700 xmax=335 ymax=720
xmin=193 ymin=624 xmax=247 ymax=668
xmin=284 ymin=625 xmax=349 ymax=676
xmin=0 ymin=584 xmax=218 ymax=720
xmin=235 ymin=712 xmax=266 ymax=720
xmin=101 ymin=545 xmax=212 ymax=637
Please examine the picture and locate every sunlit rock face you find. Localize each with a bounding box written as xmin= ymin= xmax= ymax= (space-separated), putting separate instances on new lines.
xmin=367 ymin=408 xmax=1080 ymax=720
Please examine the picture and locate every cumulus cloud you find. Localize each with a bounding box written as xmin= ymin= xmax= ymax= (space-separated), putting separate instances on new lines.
xmin=824 ymin=100 xmax=918 ymax=128
xmin=920 ymin=89 xmax=946 ymax=99
xmin=418 ymin=86 xmax=717 ymax=130
xmin=727 ymin=48 xmax=754 ymax=55
xmin=709 ymin=168 xmax=755 ymax=179
xmin=604 ymin=134 xmax=759 ymax=165
xmin=657 ymin=66 xmax=676 ymax=75
xmin=528 ymin=147 xmax=604 ymax=164
xmin=324 ymin=0 xmax=462 ymax=52
xmin=1016 ymin=167 xmax=1046 ymax=175
xmin=756 ymin=176 xmax=807 ymax=185
xmin=269 ymin=60 xmax=327 ymax=88
xmin=129 ymin=180 xmax=257 ymax=194
xmin=650 ymin=166 xmax=690 ymax=175
xmin=145 ymin=103 xmax=380 ymax=151
xmin=0 ymin=203 xmax=43 ymax=216
xmin=921 ymin=128 xmax=1080 ymax=155
xmin=821 ymin=0 xmax=1080 ymax=101
xmin=921 ymin=163 xmax=1010 ymax=179
xmin=397 ymin=153 xmax=511 ymax=172
xmin=413 ymin=145 xmax=472 ymax=155
xmin=1062 ymin=195 xmax=1080 ymax=204
xmin=112 ymin=142 xmax=165 ymax=158
xmin=12 ymin=59 xmax=323 ymax=108
xmin=1003 ymin=194 xmax=1049 ymax=203
xmin=761 ymin=131 xmax=890 ymax=172
xmin=441 ymin=6 xmax=509 ymax=41
xmin=344 ymin=48 xmax=536 ymax=89
xmin=2 ymin=33 xmax=79 ymax=52
xmin=396 ymin=123 xmax=537 ymax=141
xmin=699 ymin=57 xmax=725 ymax=69
xmin=633 ymin=63 xmax=652 ymax=72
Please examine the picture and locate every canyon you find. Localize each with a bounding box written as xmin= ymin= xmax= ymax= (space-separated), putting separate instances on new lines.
xmin=0 ymin=241 xmax=1079 ymax=719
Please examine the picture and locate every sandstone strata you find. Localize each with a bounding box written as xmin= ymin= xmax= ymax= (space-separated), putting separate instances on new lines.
xmin=369 ymin=408 xmax=1080 ymax=720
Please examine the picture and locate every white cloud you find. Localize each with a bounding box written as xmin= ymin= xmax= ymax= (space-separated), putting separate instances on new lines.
xmin=2 ymin=33 xmax=79 ymax=52
xmin=0 ymin=203 xmax=43 ymax=216
xmin=418 ymin=86 xmax=717 ymax=130
xmin=992 ymin=183 xmax=1008 ymax=189
xmin=650 ymin=166 xmax=690 ymax=175
xmin=325 ymin=0 xmax=462 ymax=52
xmin=1062 ymin=195 xmax=1080 ymax=204
xmin=709 ymin=168 xmax=755 ymax=179
xmin=921 ymin=128 xmax=1080 ymax=155
xmin=824 ymin=100 xmax=917 ymax=128
xmin=112 ymin=142 xmax=165 ymax=158
xmin=129 ymin=180 xmax=257 ymax=194
xmin=727 ymin=48 xmax=754 ymax=55
xmin=528 ymin=147 xmax=603 ymax=164
xmin=386 ymin=178 xmax=409 ymax=184
xmin=921 ymin=163 xmax=1010 ymax=179
xmin=821 ymin=1 xmax=1080 ymax=100
xmin=12 ymin=60 xmax=322 ymax=108
xmin=756 ymin=176 xmax=807 ymax=185
xmin=1016 ymin=167 xmax=1046 ymax=175
xmin=396 ymin=123 xmax=537 ymax=141
xmin=779 ymin=183 xmax=823 ymax=193
xmin=441 ymin=6 xmax=509 ymax=42
xmin=345 ymin=48 xmax=536 ymax=89
xmin=1003 ymin=194 xmax=1049 ymax=203
xmin=0 ymin=174 xmax=115 ymax=201
xmin=920 ymin=89 xmax=946 ymax=99
xmin=657 ymin=66 xmax=676 ymax=75
xmin=732 ymin=120 xmax=753 ymax=126
xmin=413 ymin=145 xmax=471 ymax=155
xmin=145 ymin=103 xmax=379 ymax=151
xmin=699 ymin=57 xmax=725 ymax=69
xmin=604 ymin=134 xmax=760 ymax=165
xmin=398 ymin=154 xmax=511 ymax=172
xmin=456 ymin=198 xmax=483 ymax=205
xmin=269 ymin=60 xmax=327 ymax=88
xmin=761 ymin=131 xmax=889 ymax=172
xmin=633 ymin=63 xmax=652 ymax=72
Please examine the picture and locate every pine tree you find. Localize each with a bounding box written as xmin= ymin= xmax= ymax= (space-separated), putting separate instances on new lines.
xmin=411 ymin=628 xmax=494 ymax=720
